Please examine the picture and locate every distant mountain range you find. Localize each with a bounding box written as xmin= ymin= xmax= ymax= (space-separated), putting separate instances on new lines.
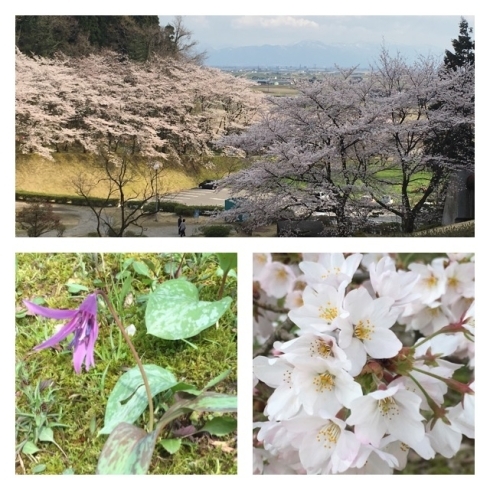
xmin=203 ymin=40 xmax=445 ymax=69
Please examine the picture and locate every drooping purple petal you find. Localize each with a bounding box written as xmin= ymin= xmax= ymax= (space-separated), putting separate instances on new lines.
xmin=33 ymin=318 xmax=78 ymax=351
xmin=73 ymin=341 xmax=88 ymax=374
xmin=24 ymin=300 xmax=78 ymax=320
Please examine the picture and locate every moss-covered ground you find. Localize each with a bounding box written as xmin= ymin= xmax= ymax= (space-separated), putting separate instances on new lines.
xmin=15 ymin=253 xmax=237 ymax=475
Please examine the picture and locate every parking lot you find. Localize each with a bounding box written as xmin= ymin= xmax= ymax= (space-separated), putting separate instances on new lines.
xmin=161 ymin=187 xmax=231 ymax=207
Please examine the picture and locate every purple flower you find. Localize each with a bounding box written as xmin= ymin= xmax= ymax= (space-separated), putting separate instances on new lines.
xmin=24 ymin=293 xmax=99 ymax=374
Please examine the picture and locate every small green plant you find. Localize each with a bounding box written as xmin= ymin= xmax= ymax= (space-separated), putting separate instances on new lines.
xmin=16 ymin=362 xmax=69 ymax=472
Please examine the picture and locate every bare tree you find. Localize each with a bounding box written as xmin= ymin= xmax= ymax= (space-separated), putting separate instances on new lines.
xmin=16 ymin=202 xmax=63 ymax=237
xmin=160 ymin=16 xmax=207 ymax=64
xmin=72 ymin=151 xmax=166 ymax=236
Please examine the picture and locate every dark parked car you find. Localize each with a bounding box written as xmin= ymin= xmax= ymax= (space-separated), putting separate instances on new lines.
xmin=198 ymin=180 xmax=218 ymax=189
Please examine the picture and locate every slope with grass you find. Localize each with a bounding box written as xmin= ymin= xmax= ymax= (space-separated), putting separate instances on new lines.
xmin=16 ymin=153 xmax=247 ymax=199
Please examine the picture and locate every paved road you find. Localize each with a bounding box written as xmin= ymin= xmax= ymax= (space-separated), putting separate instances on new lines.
xmin=161 ymin=187 xmax=231 ymax=207
xmin=15 ymin=202 xmax=218 ymax=237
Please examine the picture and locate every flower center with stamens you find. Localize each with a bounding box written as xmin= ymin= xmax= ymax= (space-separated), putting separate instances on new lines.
xmin=322 ymin=267 xmax=341 ymax=279
xmin=448 ymin=276 xmax=459 ymax=289
xmin=354 ymin=319 xmax=374 ymax=341
xmin=313 ymin=372 xmax=336 ymax=392
xmin=316 ymin=421 xmax=341 ymax=449
xmin=255 ymin=254 xmax=268 ymax=266
xmin=275 ymin=268 xmax=289 ymax=281
xmin=310 ymin=339 xmax=332 ymax=358
xmin=424 ymin=274 xmax=438 ymax=288
xmin=377 ymin=396 xmax=399 ymax=419
xmin=319 ymin=302 xmax=338 ymax=322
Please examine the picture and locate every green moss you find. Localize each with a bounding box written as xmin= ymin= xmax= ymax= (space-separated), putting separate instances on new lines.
xmin=15 ymin=253 xmax=237 ymax=475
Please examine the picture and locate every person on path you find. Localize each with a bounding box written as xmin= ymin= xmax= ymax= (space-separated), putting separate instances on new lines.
xmin=179 ymin=218 xmax=186 ymax=237
xmin=177 ymin=215 xmax=182 ymax=235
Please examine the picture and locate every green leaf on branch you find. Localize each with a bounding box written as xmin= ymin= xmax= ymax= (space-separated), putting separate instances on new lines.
xmin=201 ymin=416 xmax=237 ymax=436
xmin=97 ymin=422 xmax=159 ymax=475
xmin=145 ymin=279 xmax=232 ymax=340
xmin=99 ymin=365 xmax=178 ymax=435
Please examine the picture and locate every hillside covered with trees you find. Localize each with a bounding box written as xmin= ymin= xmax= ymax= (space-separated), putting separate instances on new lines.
xmin=15 ymin=15 xmax=204 ymax=62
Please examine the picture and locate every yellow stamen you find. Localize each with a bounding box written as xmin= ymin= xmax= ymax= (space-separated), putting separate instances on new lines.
xmin=313 ymin=372 xmax=336 ymax=392
xmin=354 ymin=319 xmax=374 ymax=341
xmin=319 ymin=302 xmax=338 ymax=322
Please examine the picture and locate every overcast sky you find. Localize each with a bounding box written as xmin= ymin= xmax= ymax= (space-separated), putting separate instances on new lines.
xmin=158 ymin=15 xmax=475 ymax=53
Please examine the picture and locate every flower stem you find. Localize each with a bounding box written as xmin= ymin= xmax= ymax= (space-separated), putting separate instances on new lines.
xmin=218 ymin=269 xmax=229 ymax=300
xmin=407 ymin=372 xmax=445 ymax=418
xmin=411 ymin=366 xmax=474 ymax=395
xmin=97 ymin=289 xmax=154 ymax=432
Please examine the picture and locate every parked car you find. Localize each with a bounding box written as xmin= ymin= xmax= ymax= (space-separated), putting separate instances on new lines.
xmin=198 ymin=180 xmax=218 ymax=189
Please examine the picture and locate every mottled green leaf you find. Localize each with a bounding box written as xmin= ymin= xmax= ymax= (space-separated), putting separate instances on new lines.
xmin=186 ymin=392 xmax=237 ymax=413
xmin=201 ymin=416 xmax=237 ymax=436
xmin=32 ymin=464 xmax=46 ymax=474
xmin=97 ymin=422 xmax=158 ymax=475
xmin=99 ymin=365 xmax=177 ymax=435
xmin=145 ymin=280 xmax=232 ymax=340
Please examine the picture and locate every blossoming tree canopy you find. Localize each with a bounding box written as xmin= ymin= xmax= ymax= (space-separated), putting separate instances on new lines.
xmin=253 ymin=253 xmax=474 ymax=474
xmin=15 ymin=50 xmax=264 ymax=162
xmin=217 ymin=50 xmax=474 ymax=234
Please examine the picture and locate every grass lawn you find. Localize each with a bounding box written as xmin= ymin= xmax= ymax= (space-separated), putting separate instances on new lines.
xmin=15 ymin=253 xmax=237 ymax=474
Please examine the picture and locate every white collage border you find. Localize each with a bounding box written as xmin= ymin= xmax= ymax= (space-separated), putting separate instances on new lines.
xmin=5 ymin=1 xmax=485 ymax=486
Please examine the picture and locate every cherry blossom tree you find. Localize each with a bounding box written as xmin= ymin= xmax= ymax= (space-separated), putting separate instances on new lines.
xmin=16 ymin=49 xmax=263 ymax=163
xmin=217 ymin=49 xmax=474 ymax=235
xmin=360 ymin=49 xmax=474 ymax=232
xmin=16 ymin=49 xmax=263 ymax=234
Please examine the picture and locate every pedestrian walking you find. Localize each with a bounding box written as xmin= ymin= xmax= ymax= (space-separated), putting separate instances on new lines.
xmin=179 ymin=218 xmax=186 ymax=237
xmin=177 ymin=215 xmax=182 ymax=235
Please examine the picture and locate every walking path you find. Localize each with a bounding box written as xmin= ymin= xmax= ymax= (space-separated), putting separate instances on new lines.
xmin=15 ymin=202 xmax=219 ymax=237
